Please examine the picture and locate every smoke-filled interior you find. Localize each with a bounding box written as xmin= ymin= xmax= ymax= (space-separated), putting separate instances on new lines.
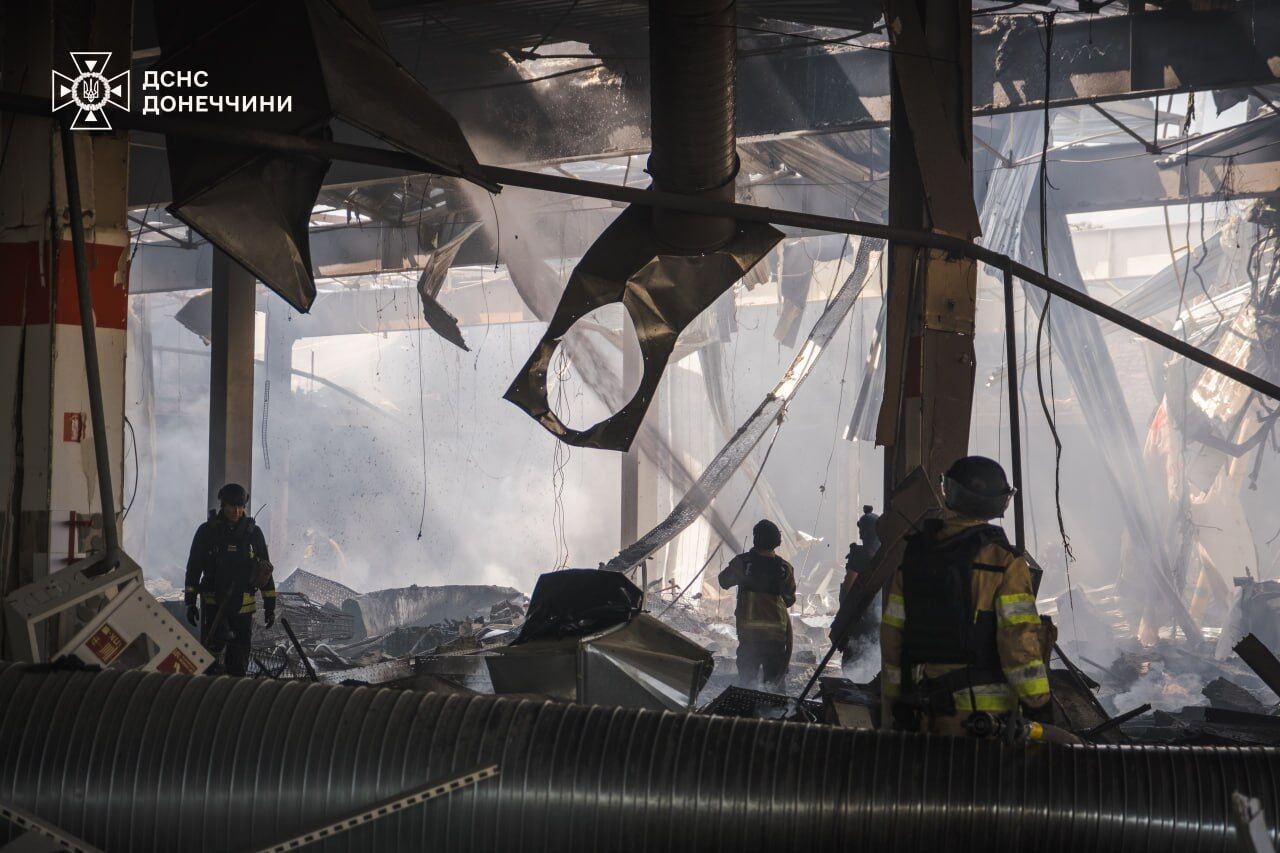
xmin=119 ymin=77 xmax=1280 ymax=710
xmin=11 ymin=4 xmax=1280 ymax=849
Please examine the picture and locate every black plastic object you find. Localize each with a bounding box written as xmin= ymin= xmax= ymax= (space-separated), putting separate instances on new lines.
xmin=4 ymin=661 xmax=1280 ymax=852
xmin=512 ymin=569 xmax=641 ymax=644
xmin=699 ymin=684 xmax=822 ymax=721
xmin=154 ymin=0 xmax=488 ymax=312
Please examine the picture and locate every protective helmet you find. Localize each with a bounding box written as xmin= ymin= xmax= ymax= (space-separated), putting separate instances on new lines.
xmin=941 ymin=456 xmax=1013 ymax=519
xmin=752 ymin=519 xmax=782 ymax=550
xmin=217 ymin=482 xmax=249 ymax=507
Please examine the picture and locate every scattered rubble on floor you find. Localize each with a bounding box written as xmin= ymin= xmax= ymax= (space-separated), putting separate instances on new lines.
xmin=159 ymin=565 xmax=1280 ymax=746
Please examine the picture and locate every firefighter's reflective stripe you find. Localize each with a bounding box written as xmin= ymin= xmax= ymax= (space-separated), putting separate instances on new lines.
xmin=184 ymin=586 xmax=197 ymax=595
xmin=882 ymin=662 xmax=902 ymax=698
xmin=262 ymin=589 xmax=277 ymax=599
xmin=953 ymin=683 xmax=1017 ymax=712
xmin=1003 ymin=659 xmax=1050 ymax=700
xmin=995 ymin=593 xmax=1039 ymax=627
xmin=884 ymin=594 xmax=906 ymax=628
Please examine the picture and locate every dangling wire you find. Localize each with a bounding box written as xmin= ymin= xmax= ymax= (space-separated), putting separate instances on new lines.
xmin=1034 ymin=12 xmax=1076 ymax=627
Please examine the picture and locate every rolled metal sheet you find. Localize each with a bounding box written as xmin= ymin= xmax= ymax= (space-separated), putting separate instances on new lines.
xmin=2 ymin=662 xmax=1279 ymax=852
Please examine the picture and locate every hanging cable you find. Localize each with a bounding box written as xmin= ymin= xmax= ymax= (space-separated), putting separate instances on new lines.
xmin=1034 ymin=12 xmax=1076 ymax=622
xmin=122 ymin=416 xmax=139 ymax=519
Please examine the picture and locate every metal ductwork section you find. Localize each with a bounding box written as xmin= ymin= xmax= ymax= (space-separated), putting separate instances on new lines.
xmin=504 ymin=0 xmax=781 ymax=451
xmin=647 ymin=0 xmax=738 ymax=251
xmin=3 ymin=662 xmax=1280 ymax=851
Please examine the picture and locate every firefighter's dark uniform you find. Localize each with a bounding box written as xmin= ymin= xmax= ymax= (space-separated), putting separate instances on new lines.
xmin=880 ymin=517 xmax=1051 ymax=736
xmin=184 ymin=513 xmax=275 ymax=676
xmin=718 ymin=551 xmax=797 ymax=690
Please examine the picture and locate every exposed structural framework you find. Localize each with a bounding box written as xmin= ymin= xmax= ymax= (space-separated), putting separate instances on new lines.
xmin=2 ymin=91 xmax=1273 ymax=409
xmin=605 ymin=237 xmax=884 ymax=571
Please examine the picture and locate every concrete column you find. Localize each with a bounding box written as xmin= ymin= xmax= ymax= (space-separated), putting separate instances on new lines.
xmin=0 ymin=0 xmax=133 ymax=654
xmin=878 ymin=0 xmax=979 ymax=492
xmin=206 ymin=252 xmax=257 ymax=510
xmin=263 ymin=303 xmax=296 ymax=559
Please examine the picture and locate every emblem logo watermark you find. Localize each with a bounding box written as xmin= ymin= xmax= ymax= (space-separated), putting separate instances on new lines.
xmin=51 ymin=52 xmax=130 ymax=131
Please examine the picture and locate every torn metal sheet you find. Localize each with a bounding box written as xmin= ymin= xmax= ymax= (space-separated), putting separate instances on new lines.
xmin=174 ymin=289 xmax=213 ymax=342
xmin=168 ymin=152 xmax=329 ymax=311
xmin=775 ymin=239 xmax=814 ymax=346
xmin=602 ymin=237 xmax=882 ymax=572
xmin=154 ymin=0 xmax=488 ymax=312
xmin=505 ymin=204 xmax=781 ymax=450
xmin=416 ymin=222 xmax=480 ymax=351
xmin=501 ymin=237 xmax=743 ymax=551
xmin=844 ymin=296 xmax=886 ymax=443
xmin=486 ymin=613 xmax=712 ymax=712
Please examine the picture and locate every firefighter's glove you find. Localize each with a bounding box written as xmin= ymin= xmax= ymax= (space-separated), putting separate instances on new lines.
xmin=264 ymin=607 xmax=276 ymax=629
xmin=186 ymin=605 xmax=200 ymax=627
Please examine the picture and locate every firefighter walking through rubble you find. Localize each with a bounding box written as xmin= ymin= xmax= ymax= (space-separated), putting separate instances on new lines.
xmin=184 ymin=483 xmax=276 ymax=676
xmin=880 ymin=457 xmax=1053 ymax=736
xmin=719 ymin=519 xmax=797 ymax=692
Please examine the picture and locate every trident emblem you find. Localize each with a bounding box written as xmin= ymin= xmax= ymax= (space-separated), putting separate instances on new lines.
xmin=52 ymin=52 xmax=130 ymax=131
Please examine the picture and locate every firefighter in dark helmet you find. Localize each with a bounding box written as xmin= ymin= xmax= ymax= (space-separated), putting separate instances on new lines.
xmin=880 ymin=456 xmax=1052 ymax=736
xmin=183 ymin=483 xmax=276 ymax=676
xmin=718 ymin=519 xmax=797 ymax=691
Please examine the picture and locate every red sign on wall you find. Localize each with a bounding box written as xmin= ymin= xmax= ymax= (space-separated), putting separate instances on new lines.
xmin=157 ymin=648 xmax=198 ymax=675
xmin=63 ymin=412 xmax=84 ymax=442
xmin=85 ymin=623 xmax=126 ymax=665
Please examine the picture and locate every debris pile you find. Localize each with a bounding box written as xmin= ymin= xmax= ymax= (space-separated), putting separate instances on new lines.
xmin=341 ymin=582 xmax=523 ymax=639
xmin=277 ymin=568 xmax=360 ymax=608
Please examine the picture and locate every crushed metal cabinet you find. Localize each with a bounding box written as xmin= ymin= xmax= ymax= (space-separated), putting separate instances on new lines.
xmin=5 ymin=552 xmax=210 ymax=673
xmin=54 ymin=579 xmax=212 ymax=674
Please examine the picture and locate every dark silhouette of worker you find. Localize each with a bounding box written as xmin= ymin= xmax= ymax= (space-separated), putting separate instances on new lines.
xmin=841 ymin=504 xmax=881 ymax=601
xmin=184 ymin=483 xmax=276 ymax=676
xmin=839 ymin=504 xmax=881 ymax=668
xmin=718 ymin=520 xmax=797 ymax=692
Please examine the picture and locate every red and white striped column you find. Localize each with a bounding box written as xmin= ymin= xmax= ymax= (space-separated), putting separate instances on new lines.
xmin=0 ymin=0 xmax=132 ymax=653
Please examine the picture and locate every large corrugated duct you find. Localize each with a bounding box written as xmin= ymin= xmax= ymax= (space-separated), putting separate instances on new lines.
xmin=2 ymin=663 xmax=1279 ymax=851
xmin=647 ymin=0 xmax=739 ymax=251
